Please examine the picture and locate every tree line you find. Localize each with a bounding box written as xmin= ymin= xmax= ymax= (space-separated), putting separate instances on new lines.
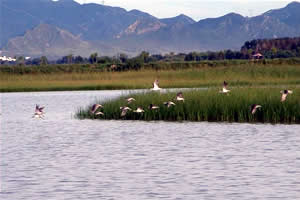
xmin=2 ymin=37 xmax=300 ymax=68
xmin=241 ymin=37 xmax=300 ymax=59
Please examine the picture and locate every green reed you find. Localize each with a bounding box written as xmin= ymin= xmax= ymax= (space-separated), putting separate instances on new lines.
xmin=2 ymin=64 xmax=300 ymax=92
xmin=76 ymin=88 xmax=300 ymax=123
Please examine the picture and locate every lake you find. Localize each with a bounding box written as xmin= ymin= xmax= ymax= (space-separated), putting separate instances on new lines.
xmin=1 ymin=90 xmax=300 ymax=200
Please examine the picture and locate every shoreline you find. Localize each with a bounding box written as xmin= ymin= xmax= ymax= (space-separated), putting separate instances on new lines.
xmin=2 ymin=62 xmax=300 ymax=92
xmin=1 ymin=84 xmax=299 ymax=93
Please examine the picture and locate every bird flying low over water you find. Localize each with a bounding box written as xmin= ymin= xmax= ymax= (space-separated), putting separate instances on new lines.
xmin=120 ymin=106 xmax=132 ymax=117
xmin=120 ymin=106 xmax=131 ymax=111
xmin=33 ymin=104 xmax=45 ymax=119
xmin=90 ymin=104 xmax=103 ymax=114
xmin=151 ymin=79 xmax=162 ymax=91
xmin=251 ymin=104 xmax=262 ymax=114
xmin=164 ymin=101 xmax=176 ymax=108
xmin=33 ymin=113 xmax=43 ymax=119
xmin=280 ymin=90 xmax=293 ymax=102
xmin=149 ymin=104 xmax=159 ymax=110
xmin=126 ymin=97 xmax=136 ymax=104
xmin=35 ymin=104 xmax=44 ymax=114
xmin=219 ymin=81 xmax=230 ymax=93
xmin=95 ymin=111 xmax=104 ymax=116
xmin=133 ymin=107 xmax=145 ymax=113
xmin=176 ymin=92 xmax=184 ymax=101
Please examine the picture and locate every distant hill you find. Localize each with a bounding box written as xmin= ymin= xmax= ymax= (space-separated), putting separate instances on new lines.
xmin=160 ymin=14 xmax=195 ymax=28
xmin=4 ymin=24 xmax=117 ymax=59
xmin=1 ymin=0 xmax=300 ymax=58
xmin=135 ymin=1 xmax=300 ymax=52
xmin=0 ymin=0 xmax=139 ymax=45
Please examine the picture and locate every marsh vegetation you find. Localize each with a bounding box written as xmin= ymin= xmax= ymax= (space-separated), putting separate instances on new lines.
xmin=1 ymin=60 xmax=300 ymax=92
xmin=76 ymin=88 xmax=300 ymax=123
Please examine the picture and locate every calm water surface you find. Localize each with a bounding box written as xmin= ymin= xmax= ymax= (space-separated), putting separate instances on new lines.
xmin=1 ymin=90 xmax=300 ymax=200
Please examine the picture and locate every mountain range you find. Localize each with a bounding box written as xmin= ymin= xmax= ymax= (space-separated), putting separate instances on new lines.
xmin=1 ymin=0 xmax=300 ymax=58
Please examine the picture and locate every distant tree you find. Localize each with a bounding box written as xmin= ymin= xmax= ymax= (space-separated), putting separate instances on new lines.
xmin=138 ymin=51 xmax=150 ymax=63
xmin=125 ymin=58 xmax=143 ymax=70
xmin=234 ymin=51 xmax=244 ymax=59
xmin=225 ymin=50 xmax=235 ymax=59
xmin=97 ymin=56 xmax=112 ymax=64
xmin=17 ymin=56 xmax=25 ymax=65
xmin=74 ymin=55 xmax=84 ymax=64
xmin=89 ymin=52 xmax=98 ymax=64
xmin=67 ymin=54 xmax=73 ymax=64
xmin=271 ymin=47 xmax=277 ymax=55
xmin=149 ymin=54 xmax=164 ymax=62
xmin=57 ymin=55 xmax=70 ymax=64
xmin=208 ymin=51 xmax=217 ymax=60
xmin=184 ymin=52 xmax=198 ymax=61
xmin=119 ymin=53 xmax=128 ymax=63
xmin=277 ymin=50 xmax=295 ymax=58
xmin=40 ymin=56 xmax=48 ymax=65
xmin=297 ymin=47 xmax=300 ymax=54
xmin=217 ymin=51 xmax=225 ymax=60
xmin=111 ymin=56 xmax=121 ymax=64
xmin=31 ymin=58 xmax=41 ymax=65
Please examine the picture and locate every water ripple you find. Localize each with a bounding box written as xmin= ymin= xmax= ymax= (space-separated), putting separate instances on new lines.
xmin=1 ymin=91 xmax=300 ymax=200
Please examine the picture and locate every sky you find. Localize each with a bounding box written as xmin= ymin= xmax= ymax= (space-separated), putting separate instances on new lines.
xmin=72 ymin=0 xmax=294 ymax=21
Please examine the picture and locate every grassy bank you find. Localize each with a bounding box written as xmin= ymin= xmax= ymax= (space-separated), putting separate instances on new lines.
xmin=76 ymin=88 xmax=300 ymax=123
xmin=1 ymin=63 xmax=300 ymax=92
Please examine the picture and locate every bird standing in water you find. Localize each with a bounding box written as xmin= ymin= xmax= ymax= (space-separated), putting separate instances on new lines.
xmin=176 ymin=92 xmax=184 ymax=101
xmin=219 ymin=81 xmax=230 ymax=94
xmin=151 ymin=79 xmax=162 ymax=91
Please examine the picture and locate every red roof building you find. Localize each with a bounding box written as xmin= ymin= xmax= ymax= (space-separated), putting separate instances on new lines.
xmin=252 ymin=53 xmax=263 ymax=59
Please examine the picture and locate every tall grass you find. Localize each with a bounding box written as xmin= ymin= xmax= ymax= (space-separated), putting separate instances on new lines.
xmin=1 ymin=64 xmax=300 ymax=92
xmin=76 ymin=88 xmax=300 ymax=123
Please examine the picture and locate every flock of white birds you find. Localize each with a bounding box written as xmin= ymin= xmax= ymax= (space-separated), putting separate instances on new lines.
xmin=33 ymin=80 xmax=293 ymax=119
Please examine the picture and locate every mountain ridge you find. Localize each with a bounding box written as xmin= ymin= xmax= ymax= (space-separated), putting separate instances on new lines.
xmin=1 ymin=0 xmax=300 ymax=57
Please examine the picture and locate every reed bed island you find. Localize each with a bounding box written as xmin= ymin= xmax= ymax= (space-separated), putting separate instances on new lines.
xmin=76 ymin=88 xmax=300 ymax=124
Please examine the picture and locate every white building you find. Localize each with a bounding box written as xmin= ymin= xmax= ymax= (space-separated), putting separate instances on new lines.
xmin=0 ymin=56 xmax=17 ymax=62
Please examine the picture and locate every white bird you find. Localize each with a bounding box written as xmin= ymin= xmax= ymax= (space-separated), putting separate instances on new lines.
xmin=251 ymin=104 xmax=262 ymax=114
xmin=95 ymin=111 xmax=104 ymax=116
xmin=120 ymin=106 xmax=131 ymax=111
xmin=120 ymin=106 xmax=132 ymax=117
xmin=133 ymin=107 xmax=145 ymax=113
xmin=164 ymin=101 xmax=176 ymax=108
xmin=90 ymin=104 xmax=103 ymax=114
xmin=176 ymin=92 xmax=184 ymax=101
xmin=149 ymin=104 xmax=159 ymax=110
xmin=126 ymin=97 xmax=136 ymax=104
xmin=280 ymin=89 xmax=293 ymax=102
xmin=219 ymin=81 xmax=230 ymax=93
xmin=35 ymin=104 xmax=44 ymax=114
xmin=33 ymin=113 xmax=44 ymax=119
xmin=151 ymin=79 xmax=161 ymax=91
xmin=33 ymin=104 xmax=45 ymax=119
